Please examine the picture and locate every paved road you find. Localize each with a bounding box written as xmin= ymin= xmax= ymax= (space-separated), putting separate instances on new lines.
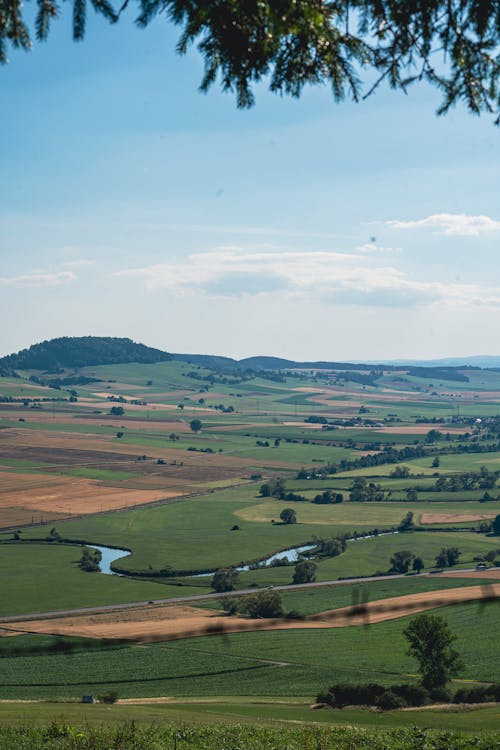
xmin=0 ymin=569 xmax=483 ymax=624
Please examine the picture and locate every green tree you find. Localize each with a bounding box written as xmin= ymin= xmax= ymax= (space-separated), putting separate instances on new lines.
xmin=219 ymin=595 xmax=238 ymax=615
xmin=109 ymin=405 xmax=124 ymax=416
xmin=318 ymin=537 xmax=346 ymax=558
xmin=412 ymin=556 xmax=424 ymax=574
xmin=260 ymin=477 xmax=286 ymax=499
xmin=189 ymin=419 xmax=202 ymax=432
xmin=239 ymin=590 xmax=284 ymax=618
xmin=390 ymin=465 xmax=410 ymax=478
xmin=211 ymin=568 xmax=239 ymax=592
xmin=3 ymin=1 xmax=499 ymax=119
xmin=435 ymin=547 xmax=461 ymax=568
xmin=390 ymin=549 xmax=414 ymax=573
xmin=279 ymin=508 xmax=297 ymax=525
xmin=403 ymin=613 xmax=463 ymax=689
xmin=399 ymin=511 xmax=415 ymax=531
xmin=406 ymin=487 xmax=418 ymax=502
xmin=292 ymin=560 xmax=317 ymax=584
xmin=492 ymin=515 xmax=500 ymax=535
xmin=425 ymin=429 xmax=443 ymax=444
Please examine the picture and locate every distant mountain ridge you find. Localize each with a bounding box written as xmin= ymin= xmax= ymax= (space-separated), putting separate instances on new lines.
xmin=0 ymin=337 xmax=171 ymax=373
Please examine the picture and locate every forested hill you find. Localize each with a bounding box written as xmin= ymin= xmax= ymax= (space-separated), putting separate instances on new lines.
xmin=0 ymin=337 xmax=171 ymax=373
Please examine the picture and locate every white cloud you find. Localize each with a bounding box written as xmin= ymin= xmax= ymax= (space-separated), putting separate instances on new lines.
xmin=62 ymin=259 xmax=95 ymax=268
xmin=0 ymin=271 xmax=77 ymax=288
xmin=356 ymin=242 xmax=402 ymax=254
xmin=114 ymin=247 xmax=500 ymax=310
xmin=386 ymin=213 xmax=500 ymax=236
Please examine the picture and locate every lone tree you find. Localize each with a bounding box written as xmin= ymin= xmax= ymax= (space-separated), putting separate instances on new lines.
xmin=211 ymin=568 xmax=239 ymax=592
xmin=2 ymin=1 xmax=500 ymax=119
xmin=492 ymin=515 xmax=500 ymax=535
xmin=189 ymin=419 xmax=202 ymax=433
xmin=239 ymin=589 xmax=284 ymax=618
xmin=292 ymin=560 xmax=317 ymax=584
xmin=279 ymin=508 xmax=297 ymax=525
xmin=403 ymin=613 xmax=463 ymax=689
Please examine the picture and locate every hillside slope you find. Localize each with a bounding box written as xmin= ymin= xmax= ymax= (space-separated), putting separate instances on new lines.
xmin=0 ymin=337 xmax=171 ymax=373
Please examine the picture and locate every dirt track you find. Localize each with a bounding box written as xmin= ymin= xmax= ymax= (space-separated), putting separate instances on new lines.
xmin=3 ymin=585 xmax=497 ymax=643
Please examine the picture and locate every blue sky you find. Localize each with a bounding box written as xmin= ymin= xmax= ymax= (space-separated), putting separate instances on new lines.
xmin=1 ymin=9 xmax=499 ymax=361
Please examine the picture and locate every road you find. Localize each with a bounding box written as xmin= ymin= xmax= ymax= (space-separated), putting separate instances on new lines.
xmin=0 ymin=569 xmax=483 ymax=624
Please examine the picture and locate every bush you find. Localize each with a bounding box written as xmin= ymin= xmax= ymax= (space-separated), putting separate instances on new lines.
xmin=322 ymin=682 xmax=429 ymax=709
xmin=98 ymin=690 xmax=118 ymax=704
xmin=429 ymin=687 xmax=452 ymax=703
xmin=454 ymin=684 xmax=500 ymax=704
xmin=323 ymin=683 xmax=386 ymax=708
xmin=392 ymin=683 xmax=429 ymax=706
xmin=375 ymin=690 xmax=407 ymax=711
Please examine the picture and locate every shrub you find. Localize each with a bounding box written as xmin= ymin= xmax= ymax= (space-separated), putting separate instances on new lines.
xmin=98 ymin=690 xmax=118 ymax=704
xmin=375 ymin=690 xmax=407 ymax=711
xmin=392 ymin=683 xmax=429 ymax=706
xmin=429 ymin=687 xmax=452 ymax=703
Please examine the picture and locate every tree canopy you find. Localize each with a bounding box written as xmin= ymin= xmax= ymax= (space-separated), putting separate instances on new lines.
xmin=403 ymin=613 xmax=463 ymax=689
xmin=1 ymin=1 xmax=499 ymax=119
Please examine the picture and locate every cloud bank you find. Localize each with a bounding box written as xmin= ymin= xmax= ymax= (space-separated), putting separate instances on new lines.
xmin=114 ymin=246 xmax=500 ymax=310
xmin=387 ymin=213 xmax=500 ymax=236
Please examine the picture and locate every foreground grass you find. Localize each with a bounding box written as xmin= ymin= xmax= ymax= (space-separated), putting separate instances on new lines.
xmin=0 ymin=711 xmax=498 ymax=748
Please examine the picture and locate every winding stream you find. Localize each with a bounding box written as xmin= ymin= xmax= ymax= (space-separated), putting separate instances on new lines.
xmin=87 ymin=530 xmax=398 ymax=577
xmin=86 ymin=544 xmax=130 ymax=575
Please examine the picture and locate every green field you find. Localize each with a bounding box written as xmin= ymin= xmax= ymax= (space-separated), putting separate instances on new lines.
xmin=0 ymin=601 xmax=496 ymax=700
xmin=2 ymin=357 xmax=500 ymax=719
xmin=0 ymin=544 xmax=206 ymax=616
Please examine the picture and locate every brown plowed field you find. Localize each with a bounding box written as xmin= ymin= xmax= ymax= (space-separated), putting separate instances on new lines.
xmin=4 ymin=585 xmax=497 ymax=643
xmin=0 ymin=471 xmax=178 ymax=522
xmin=439 ymin=568 xmax=500 ymax=579
xmin=421 ymin=513 xmax=496 ymax=525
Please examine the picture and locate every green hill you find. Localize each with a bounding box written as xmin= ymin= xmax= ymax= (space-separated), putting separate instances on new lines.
xmin=0 ymin=337 xmax=171 ymax=373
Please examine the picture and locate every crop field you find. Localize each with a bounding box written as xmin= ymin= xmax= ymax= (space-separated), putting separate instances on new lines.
xmin=1 ymin=357 xmax=500 ymax=732
xmin=0 ymin=599 xmax=497 ymax=700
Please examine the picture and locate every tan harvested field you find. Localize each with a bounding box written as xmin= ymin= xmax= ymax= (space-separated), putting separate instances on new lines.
xmin=439 ymin=568 xmax=500 ymax=579
xmin=421 ymin=513 xmax=496 ymax=525
xmin=0 ymin=409 xmax=200 ymax=432
xmin=378 ymin=424 xmax=465 ymax=435
xmin=0 ymin=428 xmax=256 ymax=471
xmin=4 ymin=585 xmax=498 ymax=643
xmin=0 ymin=471 xmax=178 ymax=519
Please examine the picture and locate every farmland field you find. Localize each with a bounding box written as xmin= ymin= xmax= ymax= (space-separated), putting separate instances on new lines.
xmin=1 ymin=357 xmax=500 ymax=731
